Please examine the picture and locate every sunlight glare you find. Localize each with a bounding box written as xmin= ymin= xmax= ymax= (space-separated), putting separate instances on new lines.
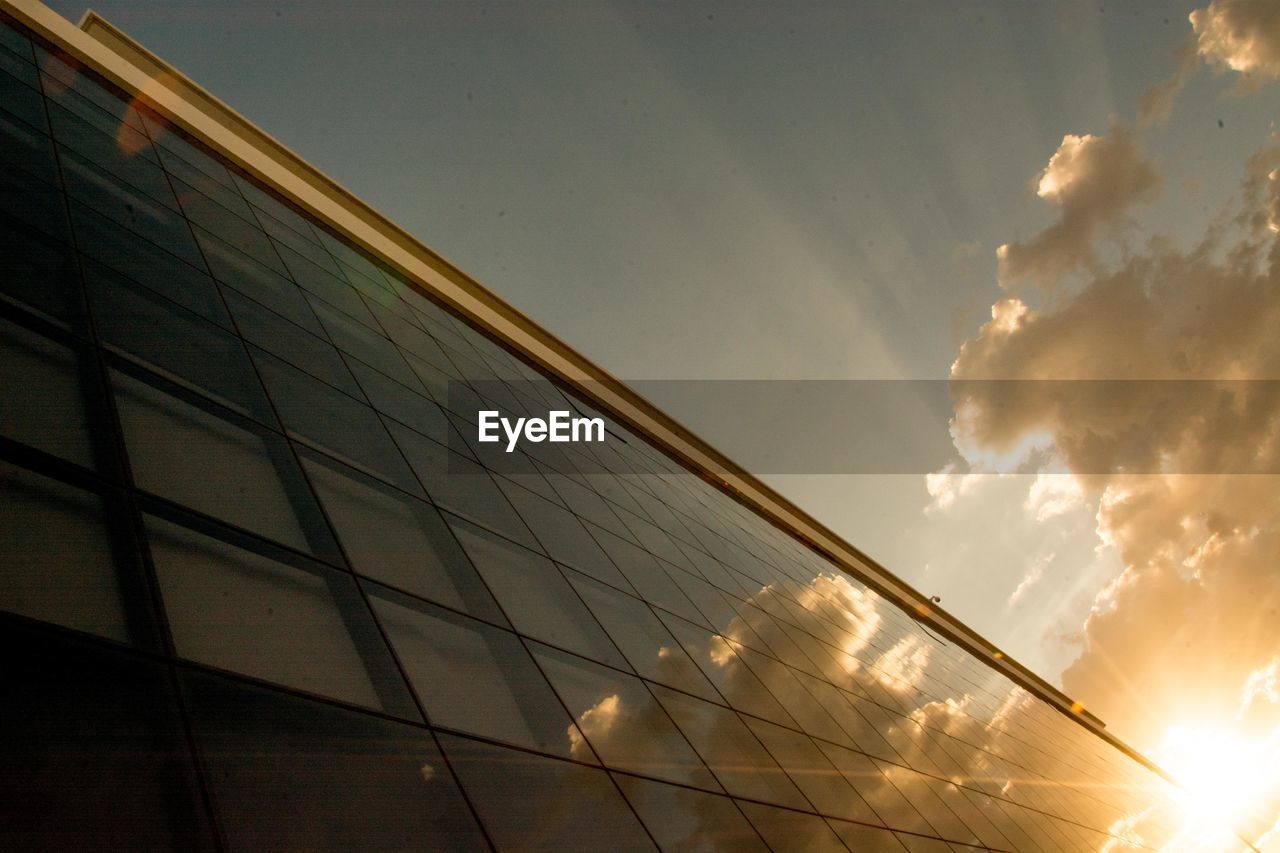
xmin=1155 ymin=724 xmax=1280 ymax=849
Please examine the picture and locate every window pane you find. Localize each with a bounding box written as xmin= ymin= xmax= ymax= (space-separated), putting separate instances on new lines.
xmin=614 ymin=775 xmax=767 ymax=852
xmin=112 ymin=367 xmax=331 ymax=556
xmin=221 ymin=286 xmax=362 ymax=397
xmin=369 ymin=587 xmax=580 ymax=758
xmin=0 ymin=218 xmax=86 ymax=331
xmin=734 ymin=802 xmax=847 ymax=853
xmin=182 ymin=670 xmax=484 ymax=851
xmin=252 ymin=349 xmax=420 ymax=493
xmin=313 ymin=300 xmax=421 ymax=388
xmin=567 ymin=573 xmax=720 ymax=702
xmin=85 ymin=264 xmax=275 ymax=423
xmin=70 ymin=201 xmax=232 ymax=328
xmin=0 ymin=318 xmax=100 ymax=468
xmin=178 ymin=183 xmax=285 ymax=274
xmin=531 ymin=642 xmax=720 ymax=789
xmin=48 ymin=105 xmax=170 ymax=205
xmin=347 ymin=358 xmax=450 ymax=438
xmin=60 ymin=149 xmax=201 ymax=266
xmin=745 ymin=716 xmax=881 ymax=824
xmin=0 ymin=462 xmax=130 ymax=642
xmin=450 ymin=519 xmax=629 ymax=670
xmin=652 ymin=685 xmax=809 ymax=810
xmin=0 ymin=96 xmax=55 ymax=181
xmin=386 ymin=419 xmax=539 ymax=549
xmin=439 ymin=733 xmax=656 ymax=851
xmin=501 ymin=482 xmax=630 ymax=588
xmin=196 ymin=228 xmax=322 ymax=335
xmin=0 ymin=623 xmax=213 ymax=850
xmin=0 ymin=131 xmax=67 ymax=242
xmin=148 ymin=513 xmax=414 ymax=717
xmin=301 ymin=449 xmax=504 ymax=622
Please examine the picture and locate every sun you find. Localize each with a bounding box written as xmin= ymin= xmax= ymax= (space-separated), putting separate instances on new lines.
xmin=1154 ymin=723 xmax=1280 ymax=850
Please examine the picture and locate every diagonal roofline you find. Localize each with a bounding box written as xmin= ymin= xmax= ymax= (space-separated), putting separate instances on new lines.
xmin=4 ymin=0 xmax=1171 ymax=783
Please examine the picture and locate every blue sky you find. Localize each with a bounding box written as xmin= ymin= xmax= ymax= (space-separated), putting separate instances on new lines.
xmin=49 ymin=0 xmax=1280 ymax=753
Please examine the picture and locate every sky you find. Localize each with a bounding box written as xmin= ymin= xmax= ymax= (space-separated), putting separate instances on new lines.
xmin=46 ymin=0 xmax=1280 ymax=765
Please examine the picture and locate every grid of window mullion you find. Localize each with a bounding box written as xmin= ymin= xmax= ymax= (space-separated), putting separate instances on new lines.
xmin=106 ymin=106 xmax=503 ymax=842
xmin=10 ymin=55 xmax=233 ymax=847
xmin=0 ymin=18 xmax=1196 ymax=850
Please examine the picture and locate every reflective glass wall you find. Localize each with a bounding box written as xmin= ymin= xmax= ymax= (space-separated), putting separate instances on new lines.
xmin=0 ymin=13 xmax=1211 ymax=851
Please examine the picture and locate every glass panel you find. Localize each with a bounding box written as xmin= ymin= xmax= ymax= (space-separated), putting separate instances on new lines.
xmin=439 ymin=733 xmax=656 ymax=851
xmin=220 ymin=286 xmax=362 ymax=397
xmin=142 ymin=113 xmax=236 ymax=189
xmin=232 ymin=170 xmax=321 ymax=243
xmin=450 ymin=519 xmax=629 ymax=670
xmin=112 ymin=367 xmax=332 ymax=556
xmin=655 ymin=613 xmax=798 ymax=728
xmin=500 ymin=482 xmax=630 ymax=588
xmin=280 ymin=243 xmax=376 ymax=324
xmin=346 ymin=358 xmax=450 ymax=440
xmin=0 ymin=90 xmax=55 ymax=178
xmin=300 ymin=448 xmax=504 ymax=622
xmin=147 ymin=513 xmax=415 ymax=717
xmin=252 ymin=349 xmax=420 ymax=493
xmin=734 ymin=802 xmax=846 ymax=853
xmin=567 ymin=572 xmax=721 ymax=702
xmin=614 ymin=775 xmax=767 ymax=852
xmin=0 ymin=218 xmax=86 ymax=331
xmin=652 ymin=685 xmax=809 ymax=810
xmin=0 ymin=318 xmax=99 ymax=468
xmin=531 ymin=642 xmax=720 ymax=789
xmin=70 ymin=201 xmax=232 ymax=328
xmin=182 ymin=670 xmax=485 ymax=850
xmin=196 ymin=228 xmax=322 ymax=334
xmin=590 ymin=526 xmax=709 ymax=626
xmin=85 ymin=264 xmax=275 ymax=423
xmin=60 ymin=149 xmax=202 ymax=266
xmin=386 ymin=420 xmax=539 ymax=549
xmin=368 ymin=587 xmax=580 ymax=758
xmin=0 ymin=462 xmax=129 ymax=642
xmin=0 ymin=623 xmax=213 ymax=850
xmin=177 ymin=183 xmax=286 ymax=273
xmin=47 ymin=106 xmax=170 ymax=205
xmin=36 ymin=48 xmax=145 ymax=130
xmin=816 ymin=741 xmax=936 ymax=836
xmin=0 ymin=21 xmax=34 ymax=63
xmin=313 ymin=300 xmax=421 ymax=389
xmin=164 ymin=152 xmax=254 ymax=219
xmin=745 ymin=717 xmax=881 ymax=824
xmin=0 ymin=131 xmax=67 ymax=242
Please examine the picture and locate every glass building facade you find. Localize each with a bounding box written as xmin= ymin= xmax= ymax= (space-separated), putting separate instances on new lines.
xmin=0 ymin=5 xmax=1237 ymax=851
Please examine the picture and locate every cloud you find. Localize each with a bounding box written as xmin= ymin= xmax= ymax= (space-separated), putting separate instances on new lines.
xmin=1024 ymin=471 xmax=1085 ymax=521
xmin=1006 ymin=554 xmax=1051 ymax=608
xmin=1191 ymin=0 xmax=1280 ymax=86
xmin=1240 ymin=657 xmax=1280 ymax=719
xmin=997 ymin=126 xmax=1160 ymax=290
xmin=1139 ymin=37 xmax=1201 ymax=127
xmin=950 ymin=131 xmax=1280 ymax=744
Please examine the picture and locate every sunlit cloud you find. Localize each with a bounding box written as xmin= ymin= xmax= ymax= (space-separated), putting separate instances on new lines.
xmin=1191 ymin=0 xmax=1280 ymax=85
xmin=997 ymin=127 xmax=1160 ymax=290
xmin=1006 ymin=554 xmax=1051 ymax=608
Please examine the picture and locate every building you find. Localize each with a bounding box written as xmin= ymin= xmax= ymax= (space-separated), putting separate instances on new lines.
xmin=0 ymin=1 xmax=1213 ymax=849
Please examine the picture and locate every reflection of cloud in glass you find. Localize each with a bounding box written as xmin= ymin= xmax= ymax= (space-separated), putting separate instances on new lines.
xmin=568 ymin=693 xmax=622 ymax=762
xmin=873 ymin=636 xmax=931 ymax=692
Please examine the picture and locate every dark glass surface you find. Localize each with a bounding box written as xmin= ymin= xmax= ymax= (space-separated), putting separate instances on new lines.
xmin=147 ymin=512 xmax=416 ymax=717
xmin=0 ymin=621 xmax=213 ymax=850
xmin=439 ymin=733 xmax=657 ymax=851
xmin=0 ymin=19 xmax=1195 ymax=849
xmin=182 ymin=670 xmax=485 ymax=851
xmin=0 ymin=462 xmax=130 ymax=642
